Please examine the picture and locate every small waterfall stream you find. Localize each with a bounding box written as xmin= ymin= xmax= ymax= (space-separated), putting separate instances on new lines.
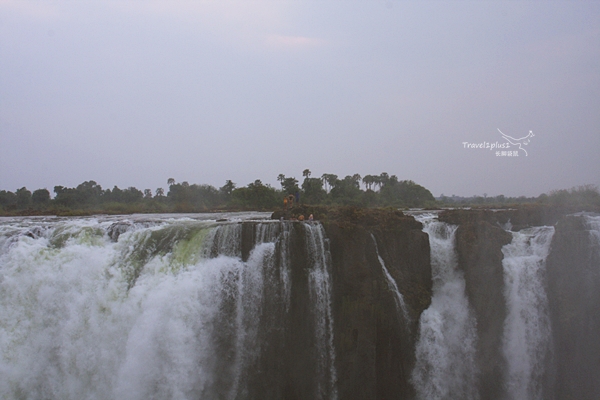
xmin=370 ymin=233 xmax=410 ymax=323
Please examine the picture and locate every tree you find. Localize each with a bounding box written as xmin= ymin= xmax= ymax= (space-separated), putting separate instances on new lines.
xmin=321 ymin=174 xmax=338 ymax=193
xmin=54 ymin=185 xmax=78 ymax=207
xmin=107 ymin=186 xmax=124 ymax=203
xmin=32 ymin=188 xmax=50 ymax=206
xmin=379 ymin=172 xmax=390 ymax=188
xmin=121 ymin=187 xmax=143 ymax=203
xmin=281 ymin=177 xmax=299 ymax=194
xmin=0 ymin=190 xmax=17 ymax=208
xmin=380 ymin=179 xmax=435 ymax=207
xmin=75 ymin=180 xmax=103 ymax=205
xmin=231 ymin=180 xmax=279 ymax=209
xmin=303 ymin=169 xmax=311 ymax=178
xmin=362 ymin=175 xmax=376 ymax=191
xmin=302 ymin=177 xmax=326 ymax=204
xmin=220 ymin=180 xmax=236 ymax=196
xmin=155 ymin=188 xmax=165 ymax=197
xmin=144 ymin=189 xmax=153 ymax=199
xmin=16 ymin=187 xmax=32 ymax=209
xmin=167 ymin=178 xmax=175 ymax=186
xmin=330 ymin=176 xmax=362 ymax=205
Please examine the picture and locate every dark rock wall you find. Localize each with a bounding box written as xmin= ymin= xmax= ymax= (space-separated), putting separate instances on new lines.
xmin=237 ymin=213 xmax=432 ymax=400
xmin=321 ymin=208 xmax=432 ymax=400
xmin=263 ymin=207 xmax=600 ymax=399
xmin=236 ymin=222 xmax=334 ymax=399
xmin=453 ymin=220 xmax=512 ymax=399
xmin=546 ymin=215 xmax=600 ymax=400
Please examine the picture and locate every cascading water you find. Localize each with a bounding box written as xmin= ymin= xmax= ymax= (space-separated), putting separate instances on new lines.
xmin=304 ymin=223 xmax=337 ymax=400
xmin=370 ymin=233 xmax=410 ymax=323
xmin=587 ymin=214 xmax=600 ymax=246
xmin=411 ymin=214 xmax=479 ymax=400
xmin=0 ymin=215 xmax=337 ymax=400
xmin=501 ymin=226 xmax=554 ymax=400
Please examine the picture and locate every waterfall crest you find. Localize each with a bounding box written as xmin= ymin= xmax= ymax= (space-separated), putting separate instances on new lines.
xmin=0 ymin=216 xmax=337 ymax=400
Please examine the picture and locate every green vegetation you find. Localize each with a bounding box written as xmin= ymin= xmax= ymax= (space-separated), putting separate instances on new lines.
xmin=1 ymin=172 xmax=598 ymax=216
xmin=438 ymin=184 xmax=600 ymax=212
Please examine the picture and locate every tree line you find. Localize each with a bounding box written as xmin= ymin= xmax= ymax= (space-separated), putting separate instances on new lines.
xmin=438 ymin=184 xmax=600 ymax=211
xmin=2 ymin=171 xmax=598 ymax=215
xmin=0 ymin=171 xmax=437 ymax=215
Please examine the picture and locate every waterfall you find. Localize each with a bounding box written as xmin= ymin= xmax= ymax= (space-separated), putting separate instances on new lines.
xmin=412 ymin=214 xmax=479 ymax=400
xmin=370 ymin=233 xmax=410 ymax=323
xmin=587 ymin=214 xmax=600 ymax=246
xmin=501 ymin=226 xmax=554 ymax=400
xmin=0 ymin=216 xmax=337 ymax=400
xmin=304 ymin=223 xmax=338 ymax=400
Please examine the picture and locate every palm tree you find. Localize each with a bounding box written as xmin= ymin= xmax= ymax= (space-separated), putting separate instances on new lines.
xmin=363 ymin=175 xmax=375 ymax=191
xmin=167 ymin=178 xmax=175 ymax=186
xmin=303 ymin=169 xmax=311 ymax=178
xmin=321 ymin=174 xmax=329 ymax=193
xmin=325 ymin=174 xmax=338 ymax=192
xmin=379 ymin=172 xmax=390 ymax=189
xmin=373 ymin=176 xmax=382 ymax=191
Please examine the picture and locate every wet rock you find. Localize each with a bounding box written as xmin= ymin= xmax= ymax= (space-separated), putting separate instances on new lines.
xmin=106 ymin=221 xmax=134 ymax=242
xmin=546 ymin=215 xmax=600 ymax=399
xmin=454 ymin=220 xmax=512 ymax=399
xmin=24 ymin=226 xmax=44 ymax=239
xmin=321 ymin=207 xmax=431 ymax=399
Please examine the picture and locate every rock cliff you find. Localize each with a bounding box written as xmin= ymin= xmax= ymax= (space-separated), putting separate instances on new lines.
xmin=273 ymin=206 xmax=432 ymax=399
xmin=322 ymin=208 xmax=431 ymax=399
xmin=268 ymin=206 xmax=599 ymax=399
xmin=546 ymin=215 xmax=600 ymax=400
xmin=450 ymin=217 xmax=512 ymax=399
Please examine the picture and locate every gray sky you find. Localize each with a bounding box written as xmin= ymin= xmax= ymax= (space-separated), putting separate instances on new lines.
xmin=1 ymin=0 xmax=599 ymax=197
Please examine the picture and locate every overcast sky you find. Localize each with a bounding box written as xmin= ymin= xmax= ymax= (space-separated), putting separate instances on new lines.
xmin=1 ymin=0 xmax=599 ymax=197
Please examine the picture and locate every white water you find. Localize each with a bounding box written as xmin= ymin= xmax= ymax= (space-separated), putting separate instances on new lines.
xmin=587 ymin=214 xmax=600 ymax=247
xmin=304 ymin=223 xmax=338 ymax=400
xmin=412 ymin=214 xmax=479 ymax=400
xmin=501 ymin=226 xmax=554 ymax=400
xmin=0 ymin=215 xmax=336 ymax=400
xmin=370 ymin=234 xmax=410 ymax=323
